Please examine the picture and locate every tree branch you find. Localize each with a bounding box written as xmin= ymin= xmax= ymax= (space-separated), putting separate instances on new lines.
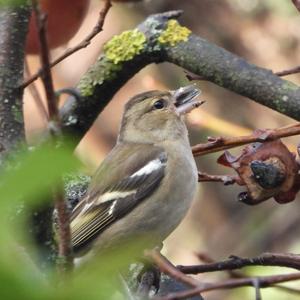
xmin=166 ymin=34 xmax=300 ymax=120
xmin=147 ymin=250 xmax=300 ymax=300
xmin=53 ymin=10 xmax=300 ymax=144
xmin=0 ymin=4 xmax=31 ymax=163
xmin=192 ymin=123 xmax=300 ymax=156
xmin=198 ymin=172 xmax=240 ymax=185
xmin=177 ymin=253 xmax=300 ymax=274
xmin=155 ymin=272 xmax=300 ymax=300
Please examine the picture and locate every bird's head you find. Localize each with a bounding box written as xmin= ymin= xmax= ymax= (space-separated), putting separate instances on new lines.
xmin=118 ymin=85 xmax=204 ymax=144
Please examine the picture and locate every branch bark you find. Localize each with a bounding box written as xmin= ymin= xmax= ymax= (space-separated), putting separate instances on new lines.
xmin=192 ymin=123 xmax=300 ymax=156
xmin=177 ymin=253 xmax=300 ymax=274
xmin=55 ymin=10 xmax=300 ymax=145
xmin=147 ymin=250 xmax=300 ymax=300
xmin=155 ymin=272 xmax=300 ymax=300
xmin=0 ymin=4 xmax=31 ymax=164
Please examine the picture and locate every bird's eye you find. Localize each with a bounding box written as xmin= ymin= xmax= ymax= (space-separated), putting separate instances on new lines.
xmin=153 ymin=99 xmax=165 ymax=110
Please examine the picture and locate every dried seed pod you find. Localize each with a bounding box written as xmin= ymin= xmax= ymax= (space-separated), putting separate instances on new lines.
xmin=218 ymin=139 xmax=300 ymax=205
xmin=250 ymin=159 xmax=286 ymax=189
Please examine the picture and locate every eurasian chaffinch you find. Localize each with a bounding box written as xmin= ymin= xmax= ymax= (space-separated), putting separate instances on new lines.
xmin=70 ymin=85 xmax=203 ymax=256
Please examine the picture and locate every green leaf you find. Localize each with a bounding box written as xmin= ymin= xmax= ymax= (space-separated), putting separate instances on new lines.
xmin=0 ymin=0 xmax=28 ymax=7
xmin=0 ymin=143 xmax=79 ymax=209
xmin=0 ymin=142 xmax=79 ymax=299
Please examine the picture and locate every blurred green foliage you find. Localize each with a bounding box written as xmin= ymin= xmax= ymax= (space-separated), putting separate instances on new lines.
xmin=0 ymin=0 xmax=28 ymax=7
xmin=0 ymin=142 xmax=133 ymax=299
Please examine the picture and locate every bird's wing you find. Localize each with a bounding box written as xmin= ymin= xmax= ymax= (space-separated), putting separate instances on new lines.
xmin=70 ymin=143 xmax=167 ymax=252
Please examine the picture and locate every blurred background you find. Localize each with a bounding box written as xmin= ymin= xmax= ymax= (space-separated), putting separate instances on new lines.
xmin=24 ymin=0 xmax=300 ymax=299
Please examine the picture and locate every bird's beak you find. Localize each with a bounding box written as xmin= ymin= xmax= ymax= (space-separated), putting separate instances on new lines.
xmin=171 ymin=84 xmax=205 ymax=115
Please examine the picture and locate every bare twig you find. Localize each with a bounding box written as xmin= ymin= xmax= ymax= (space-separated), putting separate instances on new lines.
xmin=292 ymin=0 xmax=300 ymax=12
xmin=177 ymin=253 xmax=300 ymax=274
xmin=198 ymin=253 xmax=300 ymax=296
xmin=22 ymin=0 xmax=112 ymax=89
xmin=275 ymin=66 xmax=300 ymax=77
xmin=150 ymin=250 xmax=300 ymax=300
xmin=195 ymin=252 xmax=247 ymax=278
xmin=32 ymin=0 xmax=73 ymax=272
xmin=192 ymin=123 xmax=300 ymax=156
xmin=33 ymin=2 xmax=57 ymax=119
xmin=198 ymin=172 xmax=241 ymax=185
xmin=194 ymin=252 xmax=300 ymax=296
xmin=155 ymin=272 xmax=300 ymax=300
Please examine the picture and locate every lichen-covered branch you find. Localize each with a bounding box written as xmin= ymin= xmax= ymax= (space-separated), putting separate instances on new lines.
xmin=0 ymin=4 xmax=31 ymax=164
xmin=59 ymin=10 xmax=300 ymax=143
xmin=166 ymin=34 xmax=300 ymax=120
xmin=59 ymin=11 xmax=192 ymax=139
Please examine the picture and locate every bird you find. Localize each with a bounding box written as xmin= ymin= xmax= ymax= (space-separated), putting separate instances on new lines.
xmin=70 ymin=84 xmax=203 ymax=258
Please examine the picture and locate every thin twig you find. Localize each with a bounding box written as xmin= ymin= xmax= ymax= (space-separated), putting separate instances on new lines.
xmin=32 ymin=0 xmax=73 ymax=273
xmin=192 ymin=123 xmax=300 ymax=156
xmin=194 ymin=252 xmax=300 ymax=296
xmin=276 ymin=66 xmax=300 ymax=77
xmin=196 ymin=253 xmax=300 ymax=297
xmin=292 ymin=0 xmax=300 ymax=12
xmin=149 ymin=250 xmax=300 ymax=300
xmin=33 ymin=2 xmax=57 ymax=119
xmin=195 ymin=252 xmax=245 ymax=278
xmin=155 ymin=272 xmax=300 ymax=300
xmin=21 ymin=0 xmax=112 ymax=89
xmin=177 ymin=253 xmax=300 ymax=274
xmin=198 ymin=172 xmax=241 ymax=185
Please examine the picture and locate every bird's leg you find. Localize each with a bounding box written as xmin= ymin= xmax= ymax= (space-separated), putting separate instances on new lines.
xmin=136 ymin=243 xmax=163 ymax=296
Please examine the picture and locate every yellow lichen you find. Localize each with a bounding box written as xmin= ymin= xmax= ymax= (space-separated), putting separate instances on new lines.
xmin=158 ymin=20 xmax=191 ymax=46
xmin=104 ymin=29 xmax=146 ymax=64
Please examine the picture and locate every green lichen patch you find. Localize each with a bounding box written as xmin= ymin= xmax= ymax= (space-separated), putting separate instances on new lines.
xmin=158 ymin=20 xmax=191 ymax=46
xmin=104 ymin=29 xmax=146 ymax=64
xmin=282 ymin=80 xmax=299 ymax=91
xmin=78 ymin=56 xmax=122 ymax=97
